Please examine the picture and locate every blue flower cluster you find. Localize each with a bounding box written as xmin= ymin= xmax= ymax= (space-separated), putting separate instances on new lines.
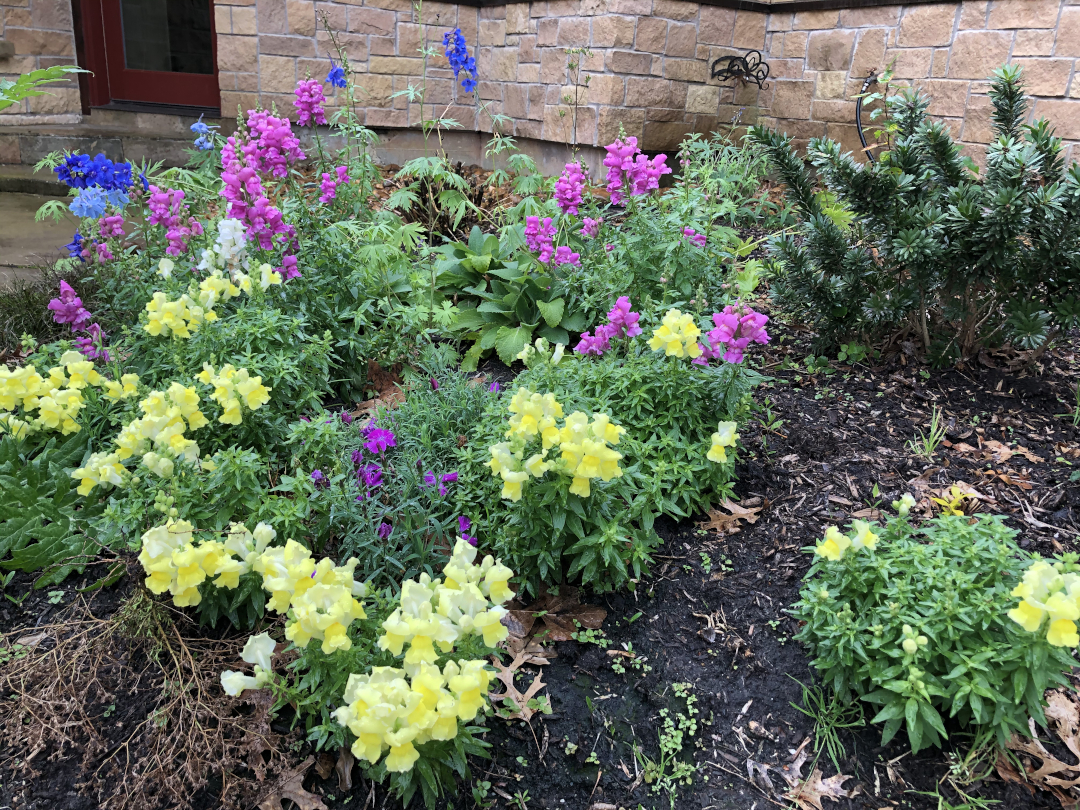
xmin=443 ymin=28 xmax=478 ymax=93
xmin=55 ymin=153 xmax=136 ymax=216
xmin=326 ymin=58 xmax=347 ymax=89
xmin=191 ymin=114 xmax=220 ymax=151
xmin=65 ymin=232 xmax=85 ymax=262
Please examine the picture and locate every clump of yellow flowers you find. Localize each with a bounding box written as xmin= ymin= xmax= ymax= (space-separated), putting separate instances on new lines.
xmin=336 ymin=538 xmax=513 ymax=772
xmin=143 ymin=266 xmax=279 ymax=340
xmin=706 ymin=421 xmax=739 ymax=463
xmin=487 ymin=387 xmax=624 ymax=500
xmin=196 ymin=363 xmax=272 ymax=425
xmin=814 ymin=520 xmax=879 ymax=561
xmin=0 ymin=352 xmax=123 ymax=438
xmin=1008 ymin=559 xmax=1080 ymax=647
xmin=648 ymin=308 xmax=701 ymax=359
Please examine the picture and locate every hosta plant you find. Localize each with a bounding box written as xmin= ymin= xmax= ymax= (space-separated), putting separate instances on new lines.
xmin=750 ymin=64 xmax=1080 ymax=362
xmin=793 ymin=507 xmax=1077 ymax=753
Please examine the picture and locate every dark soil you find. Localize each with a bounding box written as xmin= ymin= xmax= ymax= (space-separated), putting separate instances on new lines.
xmin=4 ymin=323 xmax=1080 ymax=810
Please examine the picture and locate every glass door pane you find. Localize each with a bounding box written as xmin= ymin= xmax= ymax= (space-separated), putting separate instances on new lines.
xmin=119 ymin=0 xmax=213 ymax=75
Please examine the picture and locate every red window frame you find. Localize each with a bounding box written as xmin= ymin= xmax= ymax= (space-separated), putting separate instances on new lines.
xmin=74 ymin=0 xmax=220 ymax=110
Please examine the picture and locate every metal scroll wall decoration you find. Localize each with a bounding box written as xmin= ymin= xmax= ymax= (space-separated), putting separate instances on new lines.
xmin=710 ymin=50 xmax=770 ymax=89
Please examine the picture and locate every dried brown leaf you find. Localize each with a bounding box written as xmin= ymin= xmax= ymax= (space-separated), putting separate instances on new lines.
xmin=335 ymin=745 xmax=355 ymax=792
xmin=258 ymin=757 xmax=327 ymax=810
xmin=489 ymin=654 xmax=547 ymax=722
xmin=699 ymin=498 xmax=762 ymax=535
xmin=786 ymin=769 xmax=857 ymax=810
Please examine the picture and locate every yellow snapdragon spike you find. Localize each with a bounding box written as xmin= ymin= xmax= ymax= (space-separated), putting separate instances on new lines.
xmin=1048 ymin=619 xmax=1080 ymax=647
xmin=649 ymin=309 xmax=702 ymax=358
xmin=569 ymin=476 xmax=591 ymax=497
xmin=500 ymin=469 xmax=528 ymax=501
xmin=1008 ymin=599 xmax=1047 ymax=632
xmin=851 ymin=520 xmax=878 ymax=551
xmin=814 ymin=526 xmax=852 ymax=561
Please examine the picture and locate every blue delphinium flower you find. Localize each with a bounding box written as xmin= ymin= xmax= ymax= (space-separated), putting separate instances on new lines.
xmin=70 ymin=187 xmax=107 ymax=219
xmin=190 ymin=114 xmax=219 ymax=151
xmin=442 ymin=28 xmax=478 ymax=93
xmin=106 ymin=188 xmax=130 ymax=207
xmin=326 ymin=59 xmax=347 ymax=89
xmin=65 ymin=232 xmax=85 ymax=261
xmin=55 ymin=153 xmax=135 ymax=193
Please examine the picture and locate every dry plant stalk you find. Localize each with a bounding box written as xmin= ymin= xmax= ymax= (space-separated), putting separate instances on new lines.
xmin=0 ymin=581 xmax=301 ymax=810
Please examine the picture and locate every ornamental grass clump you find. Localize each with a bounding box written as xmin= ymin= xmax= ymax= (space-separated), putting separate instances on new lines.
xmin=794 ymin=506 xmax=1078 ymax=754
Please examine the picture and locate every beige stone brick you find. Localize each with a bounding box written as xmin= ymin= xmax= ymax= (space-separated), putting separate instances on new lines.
xmin=540 ymin=47 xmax=567 ymax=82
xmin=687 ymin=83 xmax=719 ymax=113
xmin=769 ymin=79 xmax=813 ymax=118
xmin=664 ymin=58 xmax=706 ymax=82
xmin=636 ymin=16 xmax=667 ymax=52
xmin=4 ymin=6 xmax=31 ymax=25
xmin=988 ymin=0 xmax=1059 ymax=29
xmin=931 ymin=48 xmax=950 ymax=78
xmin=958 ymin=1 xmax=988 ymax=29
xmin=916 ymin=78 xmax=970 ymax=116
xmin=220 ymin=91 xmax=259 ymax=113
xmin=257 ymin=0 xmax=288 ymax=33
xmin=732 ymin=11 xmax=765 ymax=49
xmin=217 ymin=34 xmax=258 ymax=71
xmin=513 ymin=118 xmax=540 ymax=139
xmin=597 ymin=105 xmax=643 ymax=142
xmin=625 ymin=76 xmax=673 ymax=107
xmin=487 ymin=47 xmax=518 ymax=81
xmin=558 ymin=17 xmax=590 ymax=46
xmin=506 ymin=4 xmax=529 ymax=34
xmin=4 ymin=27 xmax=73 ymax=55
xmin=666 ymin=21 xmax=696 ymax=56
xmin=587 ymin=73 xmax=625 ymax=104
xmin=27 ymin=86 xmax=79 ymax=113
xmin=886 ymin=47 xmax=932 ymax=78
xmin=1056 ymin=8 xmax=1080 ymax=57
xmin=285 ymin=0 xmax=315 ymax=36
xmin=517 ymin=63 xmax=540 ymax=82
xmin=369 ymin=56 xmax=422 ymax=74
xmin=233 ymin=70 xmax=256 ymax=91
xmin=366 ymin=108 xmax=407 ymax=127
xmin=793 ymin=9 xmax=838 ymax=30
xmin=259 ymin=54 xmax=295 ymax=92
xmin=850 ymin=28 xmax=887 ymax=78
xmin=592 ymin=15 xmax=634 ymax=48
xmin=816 ymin=71 xmax=847 ymax=100
xmin=537 ymin=17 xmax=557 ymax=46
xmin=807 ymin=30 xmax=856 ymax=71
xmin=232 ymin=6 xmax=257 ymax=34
xmin=772 ymin=118 xmax=826 ymax=140
xmin=767 ymin=11 xmax=792 ymax=32
xmin=607 ymin=48 xmax=652 ymax=74
xmin=1032 ymin=99 xmax=1080 ymax=139
xmin=768 ymin=58 xmax=805 ymax=79
xmin=653 ymin=0 xmax=695 ymax=20
xmin=948 ymin=30 xmax=1013 ymax=79
xmin=260 ymin=34 xmax=316 ymax=57
xmin=542 ymin=103 xmax=572 ymax=143
xmin=215 ymin=4 xmax=232 ymax=34
xmin=812 ymin=99 xmax=857 ymax=123
xmin=780 ymin=30 xmax=807 ymax=58
xmin=479 ymin=19 xmax=506 ymax=46
xmin=503 ymin=83 xmax=528 ymax=117
xmin=642 ymin=120 xmax=692 ymax=149
xmin=961 ymin=92 xmax=993 ymax=142
xmin=647 ymin=106 xmax=688 ymax=122
xmin=0 ymin=135 xmax=20 ymax=164
xmin=767 ymin=32 xmax=784 ymax=58
xmin=898 ymin=4 xmax=957 ymax=48
xmin=31 ymin=0 xmax=71 ymax=29
xmin=397 ymin=22 xmax=421 ymax=56
xmin=839 ymin=6 xmax=900 ymax=27
xmin=580 ymin=0 xmax=608 ymax=15
xmin=368 ymin=37 xmax=393 ymax=55
xmin=609 ymin=0 xmax=649 ymax=13
xmin=698 ymin=5 xmax=735 ymax=45
xmin=314 ymin=2 xmax=344 ymax=31
xmin=1014 ymin=29 xmax=1053 ymax=56
xmin=549 ymin=0 xmax=581 ymax=16
xmin=361 ymin=73 xmax=393 ymax=105
xmin=1015 ymin=58 xmax=1072 ymax=96
xmin=526 ymin=84 xmax=545 ymax=118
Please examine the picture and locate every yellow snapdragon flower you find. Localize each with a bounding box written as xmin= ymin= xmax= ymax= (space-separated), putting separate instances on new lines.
xmin=707 ymin=421 xmax=739 ymax=463
xmin=815 ymin=526 xmax=852 ymax=561
xmin=648 ymin=308 xmax=702 ymax=359
xmin=1009 ymin=559 xmax=1080 ymax=647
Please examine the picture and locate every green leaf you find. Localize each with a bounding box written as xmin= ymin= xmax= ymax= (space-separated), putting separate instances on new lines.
xmin=494 ymin=325 xmax=533 ymax=365
xmin=536 ymin=297 xmax=565 ymax=328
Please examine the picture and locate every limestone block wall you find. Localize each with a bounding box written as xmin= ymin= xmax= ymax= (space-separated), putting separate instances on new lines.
xmin=2 ymin=0 xmax=1080 ymax=166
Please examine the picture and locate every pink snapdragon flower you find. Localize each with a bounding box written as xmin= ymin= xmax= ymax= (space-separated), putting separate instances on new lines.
xmin=75 ymin=323 xmax=109 ymax=362
xmin=48 ymin=280 xmax=91 ymax=330
xmin=682 ymin=226 xmax=706 ymax=248
xmin=99 ymin=215 xmax=125 ymax=239
xmin=279 ymin=254 xmax=301 ymax=281
xmin=695 ymin=304 xmax=770 ymax=365
xmin=294 ymin=79 xmax=328 ymax=127
xmin=147 ymin=186 xmax=204 ymax=256
xmin=524 ymin=216 xmax=556 ymax=263
xmin=553 ymin=161 xmax=587 ymax=215
xmin=581 ymin=217 xmax=601 ymax=238
xmin=575 ymin=324 xmax=615 ymax=356
xmin=574 ymin=296 xmax=642 ymax=356
xmin=319 ymin=165 xmax=351 ymax=203
xmin=553 ymin=245 xmax=581 ymax=267
xmin=602 ymin=136 xmax=671 ymax=206
xmin=95 ymin=242 xmax=114 ymax=262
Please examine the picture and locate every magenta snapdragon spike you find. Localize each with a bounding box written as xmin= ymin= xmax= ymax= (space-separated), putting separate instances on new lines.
xmin=319 ymin=165 xmax=351 ymax=203
xmin=574 ymin=324 xmax=614 ymax=356
xmin=553 ymin=245 xmax=581 ymax=267
xmin=553 ymin=162 xmax=587 ymax=215
xmin=95 ymin=242 xmax=114 ymax=262
xmin=279 ymin=254 xmax=301 ymax=281
xmin=294 ymin=79 xmax=329 ymax=127
xmin=75 ymin=323 xmax=109 ymax=361
xmin=220 ymin=110 xmax=303 ymax=252
xmin=694 ymin=304 xmax=770 ymax=366
xmin=147 ymin=186 xmax=204 ymax=256
xmin=580 ymin=217 xmax=601 ymax=238
xmin=377 ymin=522 xmax=393 ymax=539
xmin=99 ymin=214 xmax=125 ymax=239
xmin=524 ymin=215 xmax=556 ymax=263
xmin=574 ymin=296 xmax=643 ymax=356
xmin=602 ymin=136 xmax=671 ymax=206
xmin=682 ymin=226 xmax=706 ymax=248
xmin=48 ymin=280 xmax=92 ymax=330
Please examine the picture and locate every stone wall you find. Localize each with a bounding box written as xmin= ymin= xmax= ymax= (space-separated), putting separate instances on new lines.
xmin=2 ymin=0 xmax=1080 ymax=166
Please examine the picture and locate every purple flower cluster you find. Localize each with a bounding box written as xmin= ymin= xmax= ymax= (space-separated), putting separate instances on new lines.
xmin=682 ymin=226 xmax=706 ymax=248
xmin=311 ymin=469 xmax=329 ymax=488
xmin=147 ymin=186 xmax=204 ymax=256
xmin=574 ymin=295 xmax=642 ymax=356
xmin=48 ymin=281 xmax=109 ymax=361
xmin=363 ymin=426 xmax=397 ymax=454
xmin=553 ymin=162 xmax=587 ymax=215
xmin=602 ymin=136 xmax=671 ymax=206
xmin=424 ymin=470 xmax=458 ymax=497
xmin=553 ymin=245 xmax=580 ymax=267
xmin=294 ymin=79 xmax=329 ymax=127
xmin=326 ymin=59 xmax=347 ymax=89
xmin=443 ymin=28 xmax=478 ymax=92
xmin=524 ymin=216 xmax=556 ymax=263
xmin=220 ymin=109 xmax=303 ymax=251
xmin=580 ymin=217 xmax=601 ymax=238
xmin=458 ymin=515 xmax=477 ymax=546
xmin=695 ymin=304 xmax=770 ymax=365
xmin=319 ymin=165 xmax=351 ymax=204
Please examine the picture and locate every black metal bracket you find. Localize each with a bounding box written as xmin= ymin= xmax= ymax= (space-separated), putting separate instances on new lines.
xmin=710 ymin=50 xmax=770 ymax=89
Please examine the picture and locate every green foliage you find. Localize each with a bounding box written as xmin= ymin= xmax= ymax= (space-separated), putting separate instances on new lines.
xmin=750 ymin=64 xmax=1080 ymax=359
xmin=0 ymin=65 xmax=86 ymax=112
xmin=793 ymin=513 xmax=1077 ymax=754
xmin=436 ymin=226 xmax=586 ymax=369
xmin=0 ymin=433 xmax=108 ymax=587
